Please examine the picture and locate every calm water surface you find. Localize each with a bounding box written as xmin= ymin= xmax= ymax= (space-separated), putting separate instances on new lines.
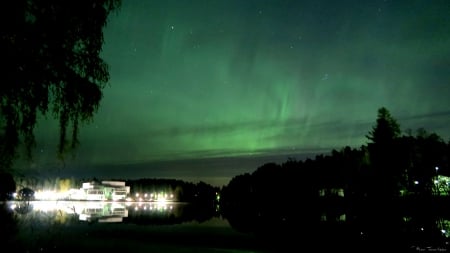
xmin=2 ymin=200 xmax=450 ymax=252
xmin=2 ymin=201 xmax=269 ymax=253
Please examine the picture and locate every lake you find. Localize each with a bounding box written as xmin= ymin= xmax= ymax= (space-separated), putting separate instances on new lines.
xmin=1 ymin=201 xmax=271 ymax=253
xmin=2 ymin=200 xmax=449 ymax=252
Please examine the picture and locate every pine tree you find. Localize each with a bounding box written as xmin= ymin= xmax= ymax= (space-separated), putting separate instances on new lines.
xmin=366 ymin=107 xmax=401 ymax=145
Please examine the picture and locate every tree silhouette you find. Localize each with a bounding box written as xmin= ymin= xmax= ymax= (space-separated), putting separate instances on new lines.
xmin=0 ymin=1 xmax=121 ymax=170
xmin=408 ymin=131 xmax=447 ymax=197
xmin=366 ymin=109 xmax=447 ymax=198
xmin=366 ymin=107 xmax=403 ymax=199
xmin=0 ymin=172 xmax=16 ymax=200
xmin=366 ymin=107 xmax=401 ymax=145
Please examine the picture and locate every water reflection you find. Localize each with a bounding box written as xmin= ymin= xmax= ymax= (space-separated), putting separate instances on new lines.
xmin=3 ymin=201 xmax=257 ymax=253
xmin=7 ymin=201 xmax=188 ymax=224
xmin=220 ymin=199 xmax=450 ymax=251
xmin=73 ymin=202 xmax=128 ymax=223
xmin=3 ymin=200 xmax=450 ymax=252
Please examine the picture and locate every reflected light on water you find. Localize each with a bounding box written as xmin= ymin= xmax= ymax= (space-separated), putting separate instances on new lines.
xmin=8 ymin=201 xmax=174 ymax=223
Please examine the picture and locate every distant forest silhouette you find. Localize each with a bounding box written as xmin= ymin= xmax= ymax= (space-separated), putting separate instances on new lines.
xmin=219 ymin=107 xmax=450 ymax=251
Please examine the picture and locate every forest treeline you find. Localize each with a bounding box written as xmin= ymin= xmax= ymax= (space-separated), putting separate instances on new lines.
xmin=218 ymin=107 xmax=450 ymax=249
xmin=125 ymin=178 xmax=219 ymax=203
xmin=216 ymin=107 xmax=450 ymax=252
xmin=222 ymin=107 xmax=449 ymax=204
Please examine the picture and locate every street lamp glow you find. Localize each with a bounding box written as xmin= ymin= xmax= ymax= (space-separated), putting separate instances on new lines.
xmin=414 ymin=181 xmax=419 ymax=185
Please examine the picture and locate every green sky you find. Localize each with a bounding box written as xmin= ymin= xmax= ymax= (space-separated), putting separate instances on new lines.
xmin=27 ymin=0 xmax=450 ymax=186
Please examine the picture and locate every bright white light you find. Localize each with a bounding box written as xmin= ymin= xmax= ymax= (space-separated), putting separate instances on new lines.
xmin=156 ymin=202 xmax=167 ymax=210
xmin=436 ymin=166 xmax=439 ymax=171
xmin=135 ymin=193 xmax=139 ymax=197
xmin=441 ymin=229 xmax=446 ymax=234
xmin=35 ymin=190 xmax=59 ymax=200
xmin=414 ymin=181 xmax=419 ymax=185
xmin=33 ymin=201 xmax=60 ymax=212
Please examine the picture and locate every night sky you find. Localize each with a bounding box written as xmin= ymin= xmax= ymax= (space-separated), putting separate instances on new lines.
xmin=23 ymin=0 xmax=450 ymax=186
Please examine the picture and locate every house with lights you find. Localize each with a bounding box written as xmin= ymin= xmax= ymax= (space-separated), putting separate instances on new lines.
xmin=68 ymin=181 xmax=130 ymax=201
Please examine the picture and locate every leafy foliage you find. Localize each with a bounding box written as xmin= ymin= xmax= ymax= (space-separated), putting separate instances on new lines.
xmin=0 ymin=0 xmax=121 ymax=169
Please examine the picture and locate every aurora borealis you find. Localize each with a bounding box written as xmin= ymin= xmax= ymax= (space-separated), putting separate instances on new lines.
xmin=27 ymin=0 xmax=449 ymax=186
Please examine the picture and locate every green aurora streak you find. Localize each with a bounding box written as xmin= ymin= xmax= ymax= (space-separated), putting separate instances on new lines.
xmin=28 ymin=0 xmax=449 ymax=184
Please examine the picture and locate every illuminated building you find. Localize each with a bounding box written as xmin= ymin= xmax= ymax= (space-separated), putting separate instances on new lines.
xmin=69 ymin=181 xmax=130 ymax=201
